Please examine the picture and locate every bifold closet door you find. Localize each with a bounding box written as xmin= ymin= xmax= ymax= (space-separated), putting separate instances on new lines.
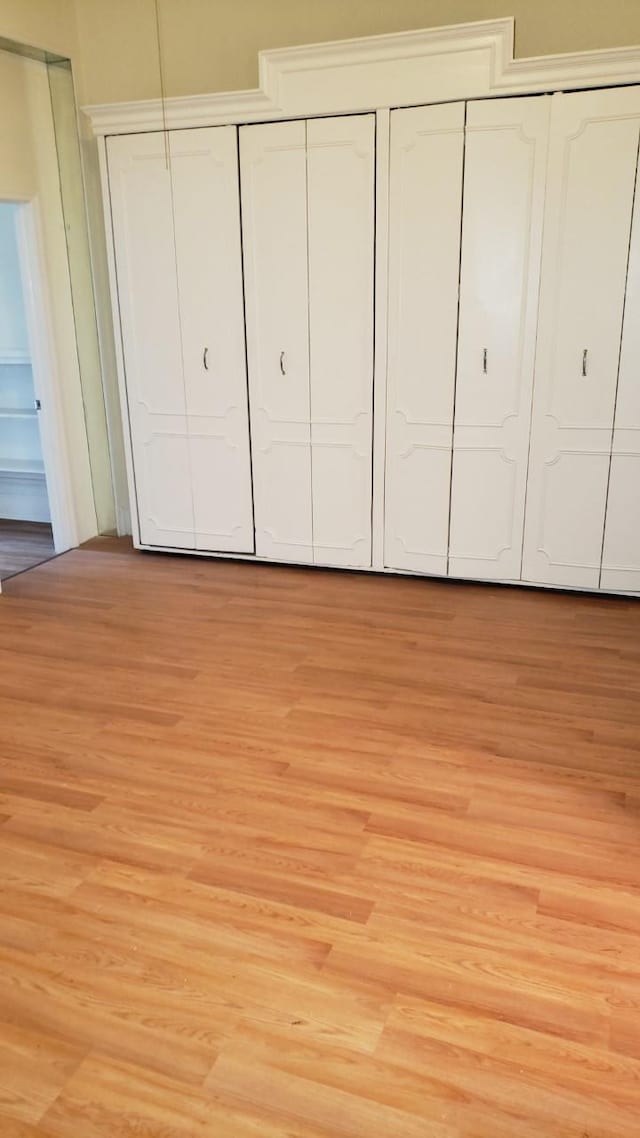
xmin=384 ymin=102 xmax=465 ymax=574
xmin=239 ymin=120 xmax=312 ymax=563
xmin=448 ymin=95 xmax=550 ymax=580
xmin=240 ymin=115 xmax=375 ymax=567
xmin=108 ymin=127 xmax=254 ymax=552
xmin=601 ymin=152 xmax=640 ymax=592
xmin=306 ymin=116 xmax=375 ymax=567
xmin=522 ymin=87 xmax=640 ymax=589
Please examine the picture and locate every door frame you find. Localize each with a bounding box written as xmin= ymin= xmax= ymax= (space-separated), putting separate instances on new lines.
xmin=10 ymin=196 xmax=78 ymax=552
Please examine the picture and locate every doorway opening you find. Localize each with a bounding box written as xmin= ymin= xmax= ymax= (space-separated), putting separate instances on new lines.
xmin=0 ymin=201 xmax=55 ymax=581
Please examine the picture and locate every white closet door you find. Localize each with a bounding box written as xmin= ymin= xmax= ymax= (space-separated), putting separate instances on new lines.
xmin=108 ymin=132 xmax=193 ymax=548
xmin=240 ymin=120 xmax=312 ymax=563
xmin=601 ymin=150 xmax=640 ymax=592
xmin=307 ymin=115 xmax=375 ymax=568
xmin=169 ymin=127 xmax=254 ymax=554
xmin=523 ymin=87 xmax=640 ymax=589
xmin=384 ymin=102 xmax=465 ymax=574
xmin=448 ymin=96 xmax=550 ymax=581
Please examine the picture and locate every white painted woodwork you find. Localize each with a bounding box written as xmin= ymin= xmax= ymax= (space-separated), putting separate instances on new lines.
xmin=601 ymin=150 xmax=640 ymax=592
xmin=240 ymin=114 xmax=375 ymax=567
xmin=85 ymin=19 xmax=640 ymax=138
xmin=108 ymin=132 xmax=193 ymax=548
xmin=239 ymin=119 xmax=312 ymax=563
xmin=522 ymin=87 xmax=640 ymax=589
xmin=448 ymin=95 xmax=550 ymax=581
xmin=168 ymin=128 xmax=254 ymax=553
xmin=107 ymin=127 xmax=254 ymax=552
xmin=384 ymin=102 xmax=465 ymax=574
xmin=306 ymin=115 xmax=375 ymax=567
xmin=371 ymin=108 xmax=391 ymax=571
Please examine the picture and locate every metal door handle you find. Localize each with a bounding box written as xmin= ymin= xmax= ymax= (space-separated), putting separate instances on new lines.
xmin=203 ymin=347 xmax=209 ymax=371
xmin=280 ymin=350 xmax=286 ymax=376
xmin=582 ymin=348 xmax=588 ymax=377
xmin=483 ymin=348 xmax=488 ymax=375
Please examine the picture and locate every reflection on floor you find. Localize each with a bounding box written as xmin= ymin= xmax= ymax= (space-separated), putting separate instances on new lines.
xmin=0 ymin=518 xmax=55 ymax=581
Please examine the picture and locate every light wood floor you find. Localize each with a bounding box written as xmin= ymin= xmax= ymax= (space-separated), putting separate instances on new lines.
xmin=1 ymin=541 xmax=640 ymax=1136
xmin=0 ymin=519 xmax=55 ymax=582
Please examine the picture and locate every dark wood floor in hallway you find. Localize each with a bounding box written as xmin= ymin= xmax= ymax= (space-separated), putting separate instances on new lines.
xmin=0 ymin=519 xmax=55 ymax=582
xmin=1 ymin=542 xmax=639 ymax=1136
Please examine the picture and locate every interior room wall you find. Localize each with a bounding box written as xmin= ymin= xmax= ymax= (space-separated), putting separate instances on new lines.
xmin=0 ymin=0 xmax=77 ymax=58
xmin=0 ymin=45 xmax=97 ymax=542
xmin=3 ymin=2 xmax=640 ymax=544
xmin=74 ymin=0 xmax=640 ymax=106
xmin=0 ymin=1 xmax=117 ymax=541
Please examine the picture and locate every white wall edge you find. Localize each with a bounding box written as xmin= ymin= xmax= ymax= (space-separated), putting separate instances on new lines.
xmin=96 ymin=136 xmax=142 ymax=543
xmin=82 ymin=18 xmax=640 ymax=136
xmin=15 ymin=202 xmax=79 ymax=552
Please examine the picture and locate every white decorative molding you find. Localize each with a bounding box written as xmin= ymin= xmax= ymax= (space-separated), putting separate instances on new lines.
xmin=83 ymin=18 xmax=640 ymax=136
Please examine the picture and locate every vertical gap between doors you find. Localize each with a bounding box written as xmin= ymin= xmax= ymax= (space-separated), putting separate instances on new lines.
xmin=519 ymin=95 xmax=553 ymax=581
xmin=304 ymin=119 xmax=315 ymax=562
xmin=598 ymin=125 xmax=640 ymax=588
xmin=235 ymin=127 xmax=257 ymax=553
xmin=445 ymin=101 xmax=468 ymax=576
xmin=105 ymin=146 xmax=143 ymax=543
xmin=370 ymin=112 xmax=383 ymax=571
xmin=165 ymin=136 xmax=198 ymax=546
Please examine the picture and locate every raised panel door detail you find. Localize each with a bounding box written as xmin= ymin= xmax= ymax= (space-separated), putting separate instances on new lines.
xmin=169 ymin=127 xmax=254 ymax=554
xmin=384 ymin=102 xmax=465 ymax=574
xmin=448 ymin=95 xmax=550 ymax=581
xmin=240 ymin=120 xmax=313 ymax=563
xmin=601 ymin=148 xmax=640 ymax=592
xmin=107 ymin=133 xmax=194 ymax=549
xmin=307 ymin=114 xmax=375 ymax=568
xmin=522 ymin=87 xmax=640 ymax=588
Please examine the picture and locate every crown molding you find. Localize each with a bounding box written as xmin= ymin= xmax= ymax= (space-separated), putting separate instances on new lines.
xmin=83 ymin=17 xmax=640 ymax=136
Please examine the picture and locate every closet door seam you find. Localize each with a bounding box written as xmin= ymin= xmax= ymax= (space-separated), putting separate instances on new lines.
xmin=235 ymin=125 xmax=258 ymax=551
xmin=167 ymin=131 xmax=197 ymax=545
xmin=304 ymin=118 xmax=316 ymax=562
xmin=445 ymin=100 xmax=468 ymax=578
xmin=598 ymin=125 xmax=640 ymax=588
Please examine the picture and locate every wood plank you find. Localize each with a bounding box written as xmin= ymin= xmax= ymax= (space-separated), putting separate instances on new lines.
xmin=0 ymin=520 xmax=55 ymax=582
xmin=0 ymin=541 xmax=639 ymax=1134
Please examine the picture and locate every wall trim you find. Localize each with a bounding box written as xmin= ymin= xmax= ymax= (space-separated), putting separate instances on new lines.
xmin=83 ymin=18 xmax=640 ymax=136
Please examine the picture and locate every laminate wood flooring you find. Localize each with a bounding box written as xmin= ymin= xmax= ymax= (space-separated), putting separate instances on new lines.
xmin=1 ymin=541 xmax=639 ymax=1136
xmin=0 ymin=519 xmax=55 ymax=581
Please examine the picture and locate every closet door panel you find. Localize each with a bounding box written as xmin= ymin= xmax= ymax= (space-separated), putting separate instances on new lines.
xmin=107 ymin=133 xmax=194 ymax=548
xmin=601 ymin=458 xmax=640 ymax=592
xmin=602 ymin=155 xmax=640 ymax=592
xmin=522 ymin=87 xmax=640 ymax=588
xmin=448 ymin=96 xmax=550 ymax=581
xmin=384 ymin=102 xmax=465 ymax=574
xmin=240 ymin=120 xmax=312 ymax=563
xmin=307 ymin=115 xmax=375 ymax=567
xmin=170 ymin=127 xmax=254 ymax=553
